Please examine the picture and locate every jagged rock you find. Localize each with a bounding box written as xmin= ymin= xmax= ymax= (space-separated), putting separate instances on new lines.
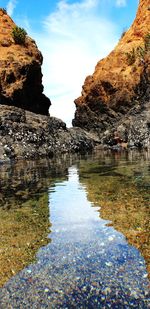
xmin=0 ymin=9 xmax=50 ymax=115
xmin=73 ymin=0 xmax=150 ymax=149
xmin=0 ymin=105 xmax=96 ymax=161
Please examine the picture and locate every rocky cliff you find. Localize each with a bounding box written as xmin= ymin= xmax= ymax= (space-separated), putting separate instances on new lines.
xmin=0 ymin=8 xmax=50 ymax=115
xmin=73 ymin=0 xmax=150 ymax=149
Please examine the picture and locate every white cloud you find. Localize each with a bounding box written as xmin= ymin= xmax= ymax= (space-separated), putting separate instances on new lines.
xmin=32 ymin=0 xmax=118 ymax=126
xmin=115 ymin=0 xmax=127 ymax=7
xmin=6 ymin=0 xmax=17 ymax=16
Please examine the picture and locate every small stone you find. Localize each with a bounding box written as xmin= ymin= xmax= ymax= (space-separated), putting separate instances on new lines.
xmin=103 ymin=287 xmax=111 ymax=295
xmin=108 ymin=236 xmax=114 ymax=241
xmin=105 ymin=262 xmax=113 ymax=267
xmin=44 ymin=288 xmax=49 ymax=293
xmin=26 ymin=269 xmax=32 ymax=274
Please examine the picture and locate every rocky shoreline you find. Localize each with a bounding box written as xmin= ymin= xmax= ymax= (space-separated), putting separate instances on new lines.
xmin=0 ymin=103 xmax=150 ymax=163
xmin=98 ymin=100 xmax=150 ymax=150
xmin=0 ymin=105 xmax=98 ymax=162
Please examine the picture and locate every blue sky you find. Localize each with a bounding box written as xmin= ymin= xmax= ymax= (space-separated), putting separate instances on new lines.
xmin=1 ymin=0 xmax=138 ymax=126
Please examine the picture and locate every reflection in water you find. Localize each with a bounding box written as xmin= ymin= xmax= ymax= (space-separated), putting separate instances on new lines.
xmin=0 ymin=193 xmax=50 ymax=287
xmin=0 ymin=157 xmax=149 ymax=308
xmin=0 ymin=158 xmax=70 ymax=287
xmin=79 ymin=153 xmax=150 ymax=277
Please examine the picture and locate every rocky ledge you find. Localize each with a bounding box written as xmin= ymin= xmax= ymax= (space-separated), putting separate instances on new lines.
xmin=0 ymin=105 xmax=97 ymax=161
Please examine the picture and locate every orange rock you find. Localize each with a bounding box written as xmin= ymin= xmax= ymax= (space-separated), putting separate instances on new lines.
xmin=0 ymin=9 xmax=50 ymax=115
xmin=73 ymin=0 xmax=150 ymax=132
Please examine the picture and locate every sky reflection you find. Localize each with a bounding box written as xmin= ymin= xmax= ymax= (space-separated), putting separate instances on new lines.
xmin=0 ymin=164 xmax=149 ymax=308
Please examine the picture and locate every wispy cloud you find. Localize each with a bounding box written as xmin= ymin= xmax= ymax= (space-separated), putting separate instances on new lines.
xmin=38 ymin=1 xmax=118 ymax=125
xmin=115 ymin=0 xmax=127 ymax=7
xmin=6 ymin=0 xmax=17 ymax=16
xmin=32 ymin=0 xmax=118 ymax=126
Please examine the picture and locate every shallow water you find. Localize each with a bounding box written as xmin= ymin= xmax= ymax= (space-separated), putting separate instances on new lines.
xmin=0 ymin=152 xmax=150 ymax=308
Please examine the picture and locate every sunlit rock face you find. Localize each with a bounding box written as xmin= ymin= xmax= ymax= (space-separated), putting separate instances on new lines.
xmin=73 ymin=0 xmax=150 ymax=148
xmin=0 ymin=9 xmax=50 ymax=115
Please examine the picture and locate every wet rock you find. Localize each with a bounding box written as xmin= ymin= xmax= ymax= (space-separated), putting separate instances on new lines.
xmin=0 ymin=105 xmax=96 ymax=161
xmin=101 ymin=101 xmax=150 ymax=149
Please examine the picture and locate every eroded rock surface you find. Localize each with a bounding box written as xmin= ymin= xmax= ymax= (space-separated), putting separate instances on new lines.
xmin=0 ymin=105 xmax=96 ymax=161
xmin=0 ymin=9 xmax=50 ymax=115
xmin=73 ymin=0 xmax=150 ymax=149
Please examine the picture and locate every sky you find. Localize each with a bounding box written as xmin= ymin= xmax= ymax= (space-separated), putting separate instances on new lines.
xmin=0 ymin=0 xmax=138 ymax=126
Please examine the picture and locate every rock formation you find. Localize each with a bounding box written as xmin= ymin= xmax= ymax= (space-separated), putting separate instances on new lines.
xmin=0 ymin=105 xmax=96 ymax=161
xmin=0 ymin=8 xmax=50 ymax=115
xmin=73 ymin=0 xmax=150 ymax=148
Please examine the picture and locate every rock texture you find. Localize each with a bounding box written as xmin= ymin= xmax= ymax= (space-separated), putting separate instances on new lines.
xmin=0 ymin=9 xmax=50 ymax=115
xmin=0 ymin=105 xmax=96 ymax=161
xmin=73 ymin=0 xmax=150 ymax=149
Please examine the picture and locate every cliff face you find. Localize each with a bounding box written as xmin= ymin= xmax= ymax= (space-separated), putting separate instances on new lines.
xmin=73 ymin=0 xmax=150 ymax=147
xmin=0 ymin=9 xmax=50 ymax=115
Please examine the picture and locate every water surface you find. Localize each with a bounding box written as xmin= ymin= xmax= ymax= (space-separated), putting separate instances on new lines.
xmin=0 ymin=152 xmax=150 ymax=308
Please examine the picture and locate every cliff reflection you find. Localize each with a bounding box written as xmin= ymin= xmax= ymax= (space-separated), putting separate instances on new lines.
xmin=79 ymin=151 xmax=150 ymax=277
xmin=0 ymin=158 xmax=70 ymax=287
